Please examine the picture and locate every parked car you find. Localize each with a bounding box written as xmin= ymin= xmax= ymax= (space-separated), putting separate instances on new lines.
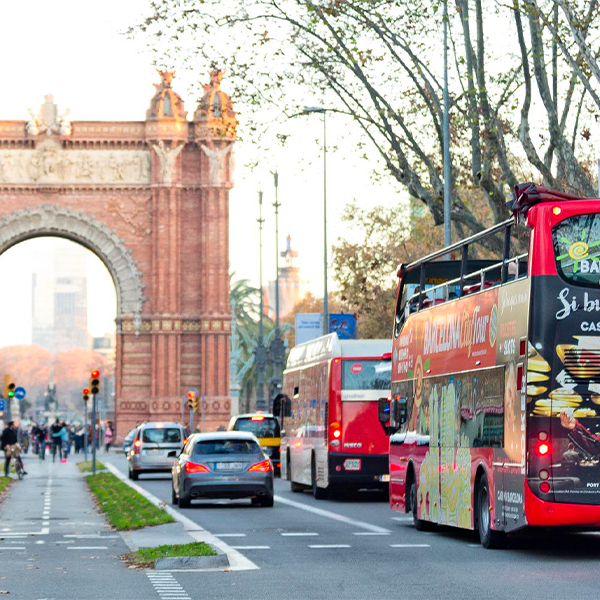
xmin=228 ymin=413 xmax=281 ymax=475
xmin=127 ymin=422 xmax=188 ymax=480
xmin=122 ymin=427 xmax=137 ymax=456
xmin=171 ymin=431 xmax=274 ymax=508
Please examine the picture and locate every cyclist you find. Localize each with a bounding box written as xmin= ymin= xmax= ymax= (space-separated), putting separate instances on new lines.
xmin=1 ymin=422 xmax=18 ymax=477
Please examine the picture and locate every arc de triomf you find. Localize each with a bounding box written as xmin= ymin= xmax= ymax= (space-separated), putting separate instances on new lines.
xmin=0 ymin=71 xmax=236 ymax=438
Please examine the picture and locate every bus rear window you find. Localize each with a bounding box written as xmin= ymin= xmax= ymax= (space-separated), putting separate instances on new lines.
xmin=553 ymin=213 xmax=600 ymax=288
xmin=232 ymin=417 xmax=281 ymax=438
xmin=342 ymin=360 xmax=391 ymax=391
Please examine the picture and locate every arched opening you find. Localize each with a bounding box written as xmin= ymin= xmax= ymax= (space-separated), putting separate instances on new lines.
xmin=0 ymin=236 xmax=117 ymax=425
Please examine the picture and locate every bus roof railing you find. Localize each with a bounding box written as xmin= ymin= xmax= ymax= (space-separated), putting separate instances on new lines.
xmin=399 ymin=218 xmax=514 ymax=274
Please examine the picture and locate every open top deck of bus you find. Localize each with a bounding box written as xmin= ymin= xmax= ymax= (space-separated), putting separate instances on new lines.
xmin=286 ymin=332 xmax=391 ymax=371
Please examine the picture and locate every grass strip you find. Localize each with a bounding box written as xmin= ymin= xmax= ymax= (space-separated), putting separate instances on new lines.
xmin=0 ymin=476 xmax=12 ymax=495
xmin=77 ymin=460 xmax=106 ymax=473
xmin=86 ymin=472 xmax=174 ymax=530
xmin=127 ymin=542 xmax=216 ymax=567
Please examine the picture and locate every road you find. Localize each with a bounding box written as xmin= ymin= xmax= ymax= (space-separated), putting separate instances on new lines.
xmin=104 ymin=452 xmax=600 ymax=600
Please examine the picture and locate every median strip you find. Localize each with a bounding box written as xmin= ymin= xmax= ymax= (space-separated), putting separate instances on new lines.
xmin=85 ymin=471 xmax=174 ymax=530
xmin=77 ymin=460 xmax=106 ymax=473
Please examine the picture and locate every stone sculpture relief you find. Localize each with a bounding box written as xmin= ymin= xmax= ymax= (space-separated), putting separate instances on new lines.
xmin=151 ymin=140 xmax=184 ymax=184
xmin=0 ymin=140 xmax=151 ymax=184
xmin=200 ymin=143 xmax=233 ymax=186
xmin=27 ymin=94 xmax=71 ymax=137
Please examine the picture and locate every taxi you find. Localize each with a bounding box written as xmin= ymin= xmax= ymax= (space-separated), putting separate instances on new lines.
xmin=227 ymin=413 xmax=281 ymax=475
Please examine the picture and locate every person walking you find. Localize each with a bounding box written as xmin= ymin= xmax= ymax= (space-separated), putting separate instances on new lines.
xmin=37 ymin=424 xmax=47 ymax=460
xmin=50 ymin=419 xmax=63 ymax=462
xmin=52 ymin=422 xmax=71 ymax=463
xmin=1 ymin=422 xmax=18 ymax=477
xmin=104 ymin=422 xmax=114 ymax=453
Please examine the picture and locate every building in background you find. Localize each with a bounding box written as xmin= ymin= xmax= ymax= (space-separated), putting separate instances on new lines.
xmin=264 ymin=235 xmax=309 ymax=319
xmin=31 ymin=243 xmax=89 ymax=353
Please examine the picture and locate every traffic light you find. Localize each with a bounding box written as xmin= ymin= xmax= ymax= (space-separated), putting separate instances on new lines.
xmin=83 ymin=388 xmax=90 ymax=402
xmin=3 ymin=375 xmax=15 ymax=399
xmin=187 ymin=391 xmax=199 ymax=413
xmin=89 ymin=370 xmax=100 ymax=395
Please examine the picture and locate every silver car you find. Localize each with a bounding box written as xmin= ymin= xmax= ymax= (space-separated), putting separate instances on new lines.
xmin=171 ymin=431 xmax=274 ymax=508
xmin=128 ymin=422 xmax=188 ymax=480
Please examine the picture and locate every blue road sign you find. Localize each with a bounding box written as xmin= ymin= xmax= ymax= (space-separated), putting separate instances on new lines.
xmin=0 ymin=400 xmax=4 ymax=411
xmin=14 ymin=387 xmax=26 ymax=400
xmin=328 ymin=313 xmax=357 ymax=339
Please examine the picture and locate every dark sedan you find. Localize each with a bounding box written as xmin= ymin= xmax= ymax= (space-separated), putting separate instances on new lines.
xmin=171 ymin=431 xmax=274 ymax=508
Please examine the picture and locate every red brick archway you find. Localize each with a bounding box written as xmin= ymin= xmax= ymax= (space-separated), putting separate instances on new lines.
xmin=0 ymin=72 xmax=236 ymax=439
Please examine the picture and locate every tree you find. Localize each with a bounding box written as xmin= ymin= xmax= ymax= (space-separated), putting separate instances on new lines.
xmin=230 ymin=278 xmax=274 ymax=411
xmin=132 ymin=0 xmax=599 ymax=249
xmin=0 ymin=345 xmax=52 ymax=408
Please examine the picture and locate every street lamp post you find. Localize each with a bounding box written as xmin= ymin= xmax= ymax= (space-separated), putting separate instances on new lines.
xmin=270 ymin=171 xmax=285 ymax=403
xmin=303 ymin=106 xmax=329 ymax=335
xmin=442 ymin=0 xmax=451 ymax=248
xmin=255 ymin=191 xmax=267 ymax=412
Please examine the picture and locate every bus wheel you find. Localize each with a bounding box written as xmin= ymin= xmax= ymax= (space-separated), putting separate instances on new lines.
xmin=311 ymin=458 xmax=328 ymax=500
xmin=477 ymin=474 xmax=506 ymax=549
xmin=410 ymin=482 xmax=435 ymax=531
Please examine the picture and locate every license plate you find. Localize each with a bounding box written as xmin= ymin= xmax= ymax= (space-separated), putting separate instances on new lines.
xmin=215 ymin=462 xmax=244 ymax=470
xmin=380 ymin=474 xmax=390 ymax=482
xmin=343 ymin=459 xmax=361 ymax=471
xmin=144 ymin=449 xmax=166 ymax=455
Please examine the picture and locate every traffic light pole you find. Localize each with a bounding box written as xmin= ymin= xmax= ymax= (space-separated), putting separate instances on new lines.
xmin=84 ymin=401 xmax=88 ymax=462
xmin=91 ymin=392 xmax=97 ymax=474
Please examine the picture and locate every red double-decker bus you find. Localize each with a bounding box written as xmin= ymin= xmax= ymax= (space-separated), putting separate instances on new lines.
xmin=382 ymin=183 xmax=600 ymax=547
xmin=281 ymin=333 xmax=391 ymax=498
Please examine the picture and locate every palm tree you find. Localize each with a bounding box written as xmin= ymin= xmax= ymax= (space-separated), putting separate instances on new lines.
xmin=230 ymin=278 xmax=274 ymax=412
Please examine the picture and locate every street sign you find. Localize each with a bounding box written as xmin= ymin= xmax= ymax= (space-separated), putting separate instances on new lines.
xmin=295 ymin=313 xmax=322 ymax=345
xmin=14 ymin=387 xmax=26 ymax=400
xmin=0 ymin=400 xmax=4 ymax=411
xmin=329 ymin=314 xmax=357 ymax=339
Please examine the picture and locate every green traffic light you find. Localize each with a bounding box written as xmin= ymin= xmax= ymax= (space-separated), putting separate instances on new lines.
xmin=7 ymin=391 xmax=14 ymax=398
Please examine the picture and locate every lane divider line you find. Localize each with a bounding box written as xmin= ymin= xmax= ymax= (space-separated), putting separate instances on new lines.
xmin=281 ymin=532 xmax=319 ymax=537
xmin=353 ymin=532 xmax=391 ymax=536
xmin=309 ymin=544 xmax=351 ymax=549
xmin=104 ymin=462 xmax=259 ymax=572
xmin=230 ymin=546 xmax=270 ymax=550
xmin=389 ymin=544 xmax=430 ymax=548
xmin=274 ymin=495 xmax=391 ymax=534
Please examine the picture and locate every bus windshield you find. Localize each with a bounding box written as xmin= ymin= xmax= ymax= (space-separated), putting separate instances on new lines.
xmin=342 ymin=359 xmax=391 ymax=392
xmin=553 ymin=213 xmax=600 ymax=288
xmin=232 ymin=417 xmax=281 ymax=438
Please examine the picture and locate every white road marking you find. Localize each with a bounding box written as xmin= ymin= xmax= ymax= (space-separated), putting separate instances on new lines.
xmin=231 ymin=545 xmax=271 ymax=550
xmin=0 ymin=547 xmax=26 ymax=550
xmin=281 ymin=532 xmax=319 ymax=537
xmin=63 ymin=534 xmax=119 ymax=539
xmin=67 ymin=546 xmax=108 ymax=550
xmin=309 ymin=544 xmax=351 ymax=549
xmin=468 ymin=544 xmax=482 ymax=547
xmin=146 ymin=573 xmax=191 ymax=600
xmin=105 ymin=461 xmax=259 ymax=571
xmin=214 ymin=533 xmax=246 ymax=538
xmin=391 ymin=516 xmax=413 ymax=522
xmin=389 ymin=544 xmax=430 ymax=548
xmin=353 ymin=532 xmax=391 ymax=536
xmin=274 ymin=495 xmax=390 ymax=534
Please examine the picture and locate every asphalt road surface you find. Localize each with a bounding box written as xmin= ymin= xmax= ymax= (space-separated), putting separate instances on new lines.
xmin=105 ymin=452 xmax=600 ymax=600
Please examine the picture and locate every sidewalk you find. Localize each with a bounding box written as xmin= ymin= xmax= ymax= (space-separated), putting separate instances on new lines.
xmin=0 ymin=454 xmax=161 ymax=599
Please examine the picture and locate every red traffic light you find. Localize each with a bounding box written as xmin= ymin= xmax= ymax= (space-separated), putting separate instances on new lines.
xmin=91 ymin=370 xmax=100 ymax=379
xmin=187 ymin=391 xmax=196 ymax=399
xmin=83 ymin=388 xmax=90 ymax=395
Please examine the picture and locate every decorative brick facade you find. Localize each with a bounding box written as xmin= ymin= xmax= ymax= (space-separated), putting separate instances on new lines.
xmin=0 ymin=72 xmax=236 ymax=440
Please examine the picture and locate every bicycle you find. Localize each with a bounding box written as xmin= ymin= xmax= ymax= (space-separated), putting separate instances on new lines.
xmin=8 ymin=444 xmax=26 ymax=480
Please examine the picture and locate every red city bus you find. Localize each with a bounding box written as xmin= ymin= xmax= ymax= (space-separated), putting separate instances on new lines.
xmin=381 ymin=183 xmax=600 ymax=547
xmin=281 ymin=333 xmax=391 ymax=499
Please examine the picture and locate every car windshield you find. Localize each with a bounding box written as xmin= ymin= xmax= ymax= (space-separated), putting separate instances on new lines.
xmin=125 ymin=429 xmax=136 ymax=442
xmin=193 ymin=440 xmax=259 ymax=455
xmin=232 ymin=417 xmax=281 ymax=438
xmin=142 ymin=428 xmax=181 ymax=444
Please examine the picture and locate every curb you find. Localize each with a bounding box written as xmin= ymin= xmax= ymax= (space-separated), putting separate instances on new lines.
xmin=155 ymin=553 xmax=230 ymax=570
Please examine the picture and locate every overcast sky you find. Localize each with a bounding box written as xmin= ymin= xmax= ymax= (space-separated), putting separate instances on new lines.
xmin=0 ymin=0 xmax=403 ymax=347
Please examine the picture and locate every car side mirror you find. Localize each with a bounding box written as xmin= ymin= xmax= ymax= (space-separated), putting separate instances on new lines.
xmin=378 ymin=397 xmax=391 ymax=425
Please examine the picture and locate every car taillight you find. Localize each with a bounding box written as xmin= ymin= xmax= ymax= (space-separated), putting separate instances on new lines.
xmin=185 ymin=461 xmax=210 ymax=474
xmin=133 ymin=439 xmax=141 ymax=454
xmin=248 ymin=459 xmax=271 ymax=473
xmin=540 ymin=482 xmax=551 ymax=493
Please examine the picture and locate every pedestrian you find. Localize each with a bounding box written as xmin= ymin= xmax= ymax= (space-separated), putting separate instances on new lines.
xmin=37 ymin=424 xmax=47 ymax=460
xmin=1 ymin=421 xmax=18 ymax=477
xmin=104 ymin=422 xmax=113 ymax=453
xmin=50 ymin=419 xmax=62 ymax=461
xmin=51 ymin=421 xmax=70 ymax=463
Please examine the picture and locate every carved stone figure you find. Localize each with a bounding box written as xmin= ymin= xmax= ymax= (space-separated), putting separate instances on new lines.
xmin=152 ymin=140 xmax=184 ymax=184
xmin=200 ymin=143 xmax=232 ymax=186
xmin=27 ymin=95 xmax=71 ymax=137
